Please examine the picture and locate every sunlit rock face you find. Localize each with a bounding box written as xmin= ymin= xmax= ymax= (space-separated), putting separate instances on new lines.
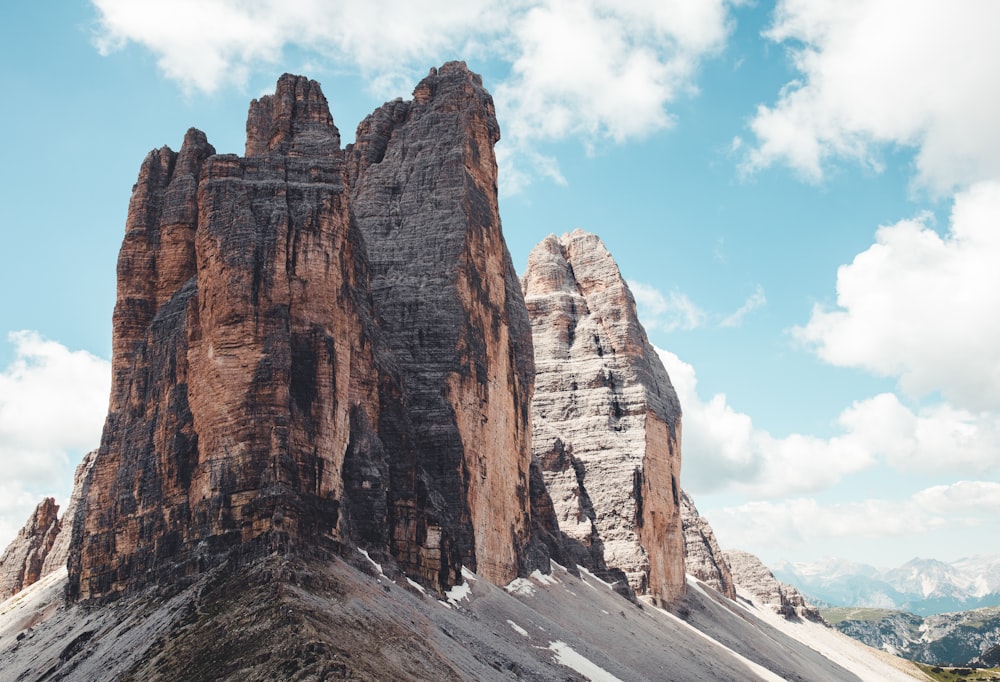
xmin=69 ymin=63 xmax=535 ymax=601
xmin=726 ymin=549 xmax=822 ymax=620
xmin=0 ymin=498 xmax=61 ymax=600
xmin=523 ymin=230 xmax=685 ymax=605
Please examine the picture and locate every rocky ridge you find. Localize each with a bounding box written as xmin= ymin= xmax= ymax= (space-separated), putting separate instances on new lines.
xmin=726 ymin=549 xmax=822 ymax=621
xmin=0 ymin=498 xmax=60 ymax=600
xmin=681 ymin=489 xmax=736 ymax=599
xmin=522 ymin=230 xmax=685 ymax=605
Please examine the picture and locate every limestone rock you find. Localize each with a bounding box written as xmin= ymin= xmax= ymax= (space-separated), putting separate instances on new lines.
xmin=0 ymin=498 xmax=61 ymax=599
xmin=680 ymin=490 xmax=736 ymax=600
xmin=69 ymin=64 xmax=533 ymax=601
xmin=41 ymin=450 xmax=96 ymax=577
xmin=523 ymin=230 xmax=685 ymax=605
xmin=348 ymin=62 xmax=534 ymax=587
xmin=725 ymin=549 xmax=822 ymax=620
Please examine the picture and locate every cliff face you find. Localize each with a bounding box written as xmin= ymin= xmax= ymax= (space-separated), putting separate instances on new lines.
xmin=69 ymin=64 xmax=533 ymax=600
xmin=680 ymin=490 xmax=736 ymax=600
xmin=348 ymin=64 xmax=534 ymax=587
xmin=0 ymin=498 xmax=61 ymax=599
xmin=522 ymin=230 xmax=685 ymax=605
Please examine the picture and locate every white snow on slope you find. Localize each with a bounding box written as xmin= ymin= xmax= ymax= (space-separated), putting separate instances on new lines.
xmin=547 ymin=640 xmax=623 ymax=682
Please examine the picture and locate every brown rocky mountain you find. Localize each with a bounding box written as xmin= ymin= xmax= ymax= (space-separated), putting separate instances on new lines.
xmin=0 ymin=64 xmax=919 ymax=681
xmin=69 ymin=62 xmax=534 ymax=602
xmin=681 ymin=489 xmax=737 ymax=600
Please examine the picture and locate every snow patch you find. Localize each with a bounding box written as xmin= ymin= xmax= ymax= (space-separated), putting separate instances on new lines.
xmin=461 ymin=567 xmax=477 ymax=581
xmin=578 ymin=565 xmax=616 ymax=591
xmin=547 ymin=640 xmax=623 ymax=682
xmin=507 ymin=619 xmax=528 ymax=637
xmin=531 ymin=569 xmax=558 ymax=586
xmin=358 ymin=548 xmax=383 ymax=576
xmin=505 ymin=578 xmax=535 ymax=596
xmin=405 ymin=577 xmax=427 ymax=595
xmin=446 ymin=581 xmax=471 ymax=605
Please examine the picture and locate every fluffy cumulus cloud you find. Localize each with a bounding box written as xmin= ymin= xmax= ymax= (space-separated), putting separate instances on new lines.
xmin=745 ymin=0 xmax=1000 ymax=192
xmin=796 ymin=181 xmax=1000 ymax=412
xmin=0 ymin=332 xmax=110 ymax=548
xmin=709 ymin=481 xmax=1000 ymax=551
xmin=89 ymin=0 xmax=735 ymax=188
xmin=658 ymin=348 xmax=1000 ymax=499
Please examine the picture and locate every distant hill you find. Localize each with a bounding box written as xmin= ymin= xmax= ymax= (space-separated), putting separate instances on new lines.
xmin=774 ymin=555 xmax=1000 ymax=616
xmin=822 ymin=605 xmax=1000 ymax=667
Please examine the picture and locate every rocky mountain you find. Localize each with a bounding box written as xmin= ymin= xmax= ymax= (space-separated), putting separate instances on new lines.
xmin=681 ymin=489 xmax=736 ymax=600
xmin=775 ymin=555 xmax=1000 ymax=615
xmin=523 ymin=230 xmax=685 ymax=605
xmin=825 ymin=605 xmax=1000 ymax=667
xmin=68 ymin=63 xmax=537 ymax=603
xmin=0 ymin=498 xmax=60 ymax=600
xmin=0 ymin=65 xmax=927 ymax=680
xmin=726 ymin=550 xmax=822 ymax=621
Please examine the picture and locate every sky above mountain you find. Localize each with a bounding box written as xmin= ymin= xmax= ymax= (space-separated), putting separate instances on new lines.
xmin=2 ymin=0 xmax=999 ymax=568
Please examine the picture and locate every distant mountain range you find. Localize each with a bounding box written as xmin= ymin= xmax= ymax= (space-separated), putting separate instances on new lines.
xmin=773 ymin=555 xmax=1000 ymax=616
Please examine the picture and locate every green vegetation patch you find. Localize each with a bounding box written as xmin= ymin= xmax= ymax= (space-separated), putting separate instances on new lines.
xmin=821 ymin=607 xmax=901 ymax=624
xmin=916 ymin=662 xmax=1000 ymax=681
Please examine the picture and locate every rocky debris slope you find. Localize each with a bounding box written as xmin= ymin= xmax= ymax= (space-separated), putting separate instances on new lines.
xmin=69 ymin=63 xmax=534 ymax=602
xmin=0 ymin=498 xmax=61 ymax=600
xmin=681 ymin=490 xmax=736 ymax=599
xmin=726 ymin=550 xmax=822 ymax=621
xmin=0 ymin=551 xmax=929 ymax=681
xmin=522 ymin=229 xmax=684 ymax=605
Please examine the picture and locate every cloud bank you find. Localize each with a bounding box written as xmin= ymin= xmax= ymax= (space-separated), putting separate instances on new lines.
xmin=743 ymin=0 xmax=1000 ymax=193
xmin=89 ymin=0 xmax=735 ymax=189
xmin=0 ymin=332 xmax=109 ymax=548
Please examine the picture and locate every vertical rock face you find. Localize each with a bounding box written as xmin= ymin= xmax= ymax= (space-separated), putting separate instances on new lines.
xmin=725 ymin=550 xmax=821 ymax=620
xmin=347 ymin=63 xmax=534 ymax=587
xmin=523 ymin=230 xmax=685 ymax=605
xmin=69 ymin=64 xmax=533 ymax=601
xmin=680 ymin=490 xmax=736 ymax=600
xmin=0 ymin=498 xmax=61 ymax=599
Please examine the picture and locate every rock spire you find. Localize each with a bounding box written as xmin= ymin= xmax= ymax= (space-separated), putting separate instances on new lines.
xmin=523 ymin=229 xmax=685 ymax=605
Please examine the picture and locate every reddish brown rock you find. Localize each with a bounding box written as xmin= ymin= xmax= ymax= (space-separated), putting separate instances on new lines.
xmin=41 ymin=450 xmax=97 ymax=577
xmin=522 ymin=230 xmax=685 ymax=605
xmin=680 ymin=490 xmax=736 ymax=600
xmin=0 ymin=498 xmax=61 ymax=599
xmin=69 ymin=64 xmax=534 ymax=601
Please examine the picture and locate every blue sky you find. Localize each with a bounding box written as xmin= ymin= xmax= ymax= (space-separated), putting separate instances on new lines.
xmin=2 ymin=0 xmax=999 ymax=570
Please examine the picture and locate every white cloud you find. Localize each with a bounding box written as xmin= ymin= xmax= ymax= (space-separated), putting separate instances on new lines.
xmin=719 ymin=284 xmax=766 ymax=327
xmin=710 ymin=481 xmax=1000 ymax=551
xmin=745 ymin=0 xmax=1000 ymax=193
xmin=630 ymin=281 xmax=707 ymax=332
xmin=658 ymin=348 xmax=1000 ymax=499
xmin=0 ymin=332 xmax=109 ymax=549
xmin=795 ymin=180 xmax=1000 ymax=412
xmin=89 ymin=0 xmax=736 ymax=190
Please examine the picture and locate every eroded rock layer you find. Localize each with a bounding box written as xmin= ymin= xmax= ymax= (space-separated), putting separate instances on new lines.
xmin=523 ymin=229 xmax=685 ymax=605
xmin=0 ymin=498 xmax=61 ymax=600
xmin=69 ymin=64 xmax=533 ymax=600
xmin=725 ymin=549 xmax=821 ymax=621
xmin=681 ymin=490 xmax=736 ymax=600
